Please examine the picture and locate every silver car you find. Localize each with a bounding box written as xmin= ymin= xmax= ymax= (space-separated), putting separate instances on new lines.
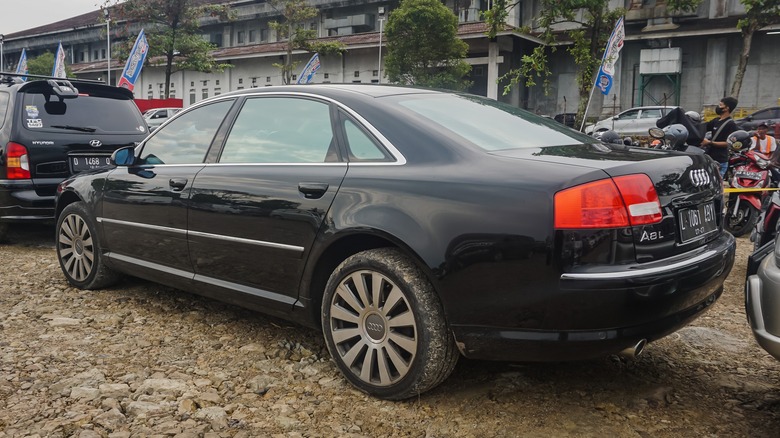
xmin=586 ymin=106 xmax=672 ymax=137
xmin=746 ymin=239 xmax=780 ymax=360
xmin=143 ymin=107 xmax=181 ymax=132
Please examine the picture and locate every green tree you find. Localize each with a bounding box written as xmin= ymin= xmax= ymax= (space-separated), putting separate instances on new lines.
xmin=105 ymin=0 xmax=235 ymax=97
xmin=27 ymin=52 xmax=73 ymax=77
xmin=485 ymin=0 xmax=622 ymax=126
xmin=730 ymin=0 xmax=780 ymax=97
xmin=384 ymin=0 xmax=471 ymax=90
xmin=269 ymin=0 xmax=345 ymax=85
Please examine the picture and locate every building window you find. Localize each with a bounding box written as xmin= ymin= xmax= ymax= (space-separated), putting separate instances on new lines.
xmin=252 ymin=77 xmax=257 ymax=85
xmin=189 ymin=91 xmax=196 ymax=105
xmin=202 ymin=80 xmax=208 ymax=86
xmin=148 ymin=92 xmax=154 ymax=99
xmin=237 ymin=31 xmax=244 ymax=44
xmin=261 ymin=28 xmax=269 ymax=41
xmin=216 ymin=80 xmax=220 ymax=86
xmin=93 ymin=50 xmax=99 ymax=60
xmin=191 ymin=81 xmax=194 ymax=86
xmin=170 ymin=83 xmax=175 ymax=88
xmin=148 ymin=84 xmax=152 ymax=90
xmin=292 ymin=74 xmax=297 ymax=81
xmin=239 ymin=78 xmax=243 ymax=84
xmin=324 ymin=73 xmax=329 ymax=79
xmin=371 ymin=79 xmax=379 ymax=83
xmin=237 ymin=86 xmax=244 ymax=90
xmin=266 ymin=77 xmax=271 ymax=83
xmin=354 ymin=71 xmax=360 ymax=78
xmin=373 ymin=70 xmax=378 ymax=77
xmin=79 ymin=52 xmax=85 ymax=62
xmin=101 ymin=49 xmax=106 ymax=58
xmin=215 ymin=88 xmax=221 ymax=96
xmin=352 ymin=80 xmax=362 ymax=83
xmin=249 ymin=30 xmax=256 ymax=42
xmin=202 ymin=89 xmax=209 ymax=99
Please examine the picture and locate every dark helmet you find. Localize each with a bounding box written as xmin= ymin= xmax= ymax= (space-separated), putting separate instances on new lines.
xmin=663 ymin=124 xmax=689 ymax=150
xmin=727 ymin=130 xmax=753 ymax=151
xmin=597 ymin=130 xmax=622 ymax=145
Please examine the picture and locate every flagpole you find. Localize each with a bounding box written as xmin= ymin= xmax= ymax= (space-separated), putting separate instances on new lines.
xmin=579 ymin=16 xmax=624 ymax=133
xmin=579 ymin=72 xmax=601 ymax=132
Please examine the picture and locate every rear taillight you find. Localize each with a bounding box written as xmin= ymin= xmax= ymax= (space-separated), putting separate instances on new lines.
xmin=6 ymin=142 xmax=31 ymax=179
xmin=555 ymin=174 xmax=662 ymax=229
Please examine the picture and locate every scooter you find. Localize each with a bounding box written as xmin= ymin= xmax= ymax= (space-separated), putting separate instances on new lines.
xmin=753 ymin=190 xmax=780 ymax=250
xmin=725 ymin=138 xmax=773 ymax=237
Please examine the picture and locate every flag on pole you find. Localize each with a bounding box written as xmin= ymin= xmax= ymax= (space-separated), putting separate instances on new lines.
xmin=117 ymin=29 xmax=149 ymax=91
xmin=15 ymin=48 xmax=28 ymax=81
xmin=296 ymin=53 xmax=321 ymax=85
xmin=595 ymin=16 xmax=625 ymax=96
xmin=52 ymin=42 xmax=67 ymax=78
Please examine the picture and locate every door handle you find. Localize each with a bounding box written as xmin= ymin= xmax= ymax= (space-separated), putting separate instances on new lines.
xmin=169 ymin=178 xmax=188 ymax=191
xmin=298 ymin=182 xmax=329 ymax=199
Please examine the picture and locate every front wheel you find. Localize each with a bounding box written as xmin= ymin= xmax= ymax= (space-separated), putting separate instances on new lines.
xmin=725 ymin=198 xmax=759 ymax=237
xmin=321 ymin=248 xmax=459 ymax=400
xmin=56 ymin=202 xmax=119 ymax=289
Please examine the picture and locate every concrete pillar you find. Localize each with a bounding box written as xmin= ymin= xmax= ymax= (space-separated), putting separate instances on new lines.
xmin=487 ymin=41 xmax=499 ymax=100
xmin=703 ymin=38 xmax=728 ymax=105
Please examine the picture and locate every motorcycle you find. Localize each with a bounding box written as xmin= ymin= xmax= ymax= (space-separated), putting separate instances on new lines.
xmin=648 ymin=123 xmax=705 ymax=155
xmin=724 ymin=131 xmax=772 ymax=237
xmin=753 ymin=189 xmax=780 ymax=250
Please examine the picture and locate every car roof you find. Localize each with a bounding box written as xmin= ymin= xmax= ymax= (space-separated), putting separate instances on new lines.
xmin=221 ymin=84 xmax=444 ymax=100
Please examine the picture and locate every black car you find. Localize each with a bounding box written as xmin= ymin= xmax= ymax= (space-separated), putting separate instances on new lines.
xmin=0 ymin=73 xmax=148 ymax=241
xmin=554 ymin=112 xmax=576 ymax=128
xmin=54 ymin=84 xmax=736 ymax=400
xmin=736 ymin=106 xmax=780 ymax=131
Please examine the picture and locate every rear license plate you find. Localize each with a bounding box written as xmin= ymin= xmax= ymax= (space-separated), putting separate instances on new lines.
xmin=70 ymin=155 xmax=112 ymax=172
xmin=678 ymin=202 xmax=718 ymax=243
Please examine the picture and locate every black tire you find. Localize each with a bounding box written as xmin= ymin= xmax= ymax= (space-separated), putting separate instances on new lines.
xmin=725 ymin=200 xmax=759 ymax=238
xmin=56 ymin=202 xmax=119 ymax=290
xmin=321 ymin=248 xmax=459 ymax=400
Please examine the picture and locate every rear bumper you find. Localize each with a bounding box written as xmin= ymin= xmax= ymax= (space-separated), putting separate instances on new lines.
xmin=452 ymin=232 xmax=735 ymax=361
xmin=0 ymin=179 xmax=56 ymax=222
xmin=745 ymin=243 xmax=780 ymax=361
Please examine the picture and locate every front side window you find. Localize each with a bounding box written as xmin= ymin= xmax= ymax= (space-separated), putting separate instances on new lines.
xmin=640 ymin=109 xmax=661 ymax=118
xmin=619 ymin=110 xmax=640 ymax=120
xmin=139 ymin=99 xmax=234 ymax=165
xmin=219 ymin=97 xmax=333 ymax=163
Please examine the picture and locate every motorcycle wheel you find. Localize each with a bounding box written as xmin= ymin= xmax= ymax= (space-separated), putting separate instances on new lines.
xmin=725 ymin=199 xmax=759 ymax=238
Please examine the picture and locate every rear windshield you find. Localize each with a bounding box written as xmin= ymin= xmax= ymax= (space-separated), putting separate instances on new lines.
xmin=21 ymin=91 xmax=145 ymax=133
xmin=391 ymin=94 xmax=594 ymax=151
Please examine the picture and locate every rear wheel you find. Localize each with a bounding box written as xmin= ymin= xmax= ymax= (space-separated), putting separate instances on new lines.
xmin=725 ymin=199 xmax=759 ymax=237
xmin=56 ymin=202 xmax=119 ymax=289
xmin=321 ymin=248 xmax=458 ymax=400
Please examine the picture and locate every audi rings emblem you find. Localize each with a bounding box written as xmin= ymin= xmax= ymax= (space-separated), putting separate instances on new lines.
xmin=366 ymin=321 xmax=384 ymax=333
xmin=89 ymin=139 xmax=102 ymax=148
xmin=689 ymin=169 xmax=711 ymax=187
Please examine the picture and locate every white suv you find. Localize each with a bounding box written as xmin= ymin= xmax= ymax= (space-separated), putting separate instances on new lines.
xmin=143 ymin=107 xmax=181 ymax=132
xmin=586 ymin=106 xmax=672 ymax=137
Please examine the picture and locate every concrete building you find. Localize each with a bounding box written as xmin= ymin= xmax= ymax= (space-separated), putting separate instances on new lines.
xmin=1 ymin=0 xmax=777 ymax=119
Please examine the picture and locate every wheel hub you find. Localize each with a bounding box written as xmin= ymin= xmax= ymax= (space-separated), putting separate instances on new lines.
xmin=74 ymin=239 xmax=84 ymax=256
xmin=364 ymin=313 xmax=387 ymax=342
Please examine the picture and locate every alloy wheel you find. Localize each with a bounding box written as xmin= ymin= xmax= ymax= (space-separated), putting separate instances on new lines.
xmin=58 ymin=213 xmax=95 ymax=282
xmin=327 ymin=269 xmax=418 ymax=387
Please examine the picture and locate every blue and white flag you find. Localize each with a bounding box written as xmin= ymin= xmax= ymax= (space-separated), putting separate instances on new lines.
xmin=52 ymin=42 xmax=67 ymax=78
xmin=117 ymin=29 xmax=149 ymax=91
xmin=15 ymin=48 xmax=28 ymax=81
xmin=296 ymin=53 xmax=321 ymax=84
xmin=595 ymin=16 xmax=624 ymax=96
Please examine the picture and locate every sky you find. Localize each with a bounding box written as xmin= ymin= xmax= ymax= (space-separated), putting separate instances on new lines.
xmin=1 ymin=0 xmax=103 ymax=35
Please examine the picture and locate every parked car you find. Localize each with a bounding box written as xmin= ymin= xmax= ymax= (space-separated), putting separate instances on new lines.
xmin=143 ymin=107 xmax=181 ymax=131
xmin=0 ymin=73 xmax=148 ymax=242
xmin=746 ymin=238 xmax=780 ymax=360
xmin=54 ymin=84 xmax=736 ymax=400
xmin=585 ymin=106 xmax=672 ymax=137
xmin=554 ymin=112 xmax=576 ymax=128
xmin=735 ymin=106 xmax=780 ymax=132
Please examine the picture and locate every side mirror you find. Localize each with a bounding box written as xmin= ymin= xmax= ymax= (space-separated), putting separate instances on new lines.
xmin=648 ymin=127 xmax=665 ymax=138
xmin=111 ymin=146 xmax=136 ymax=166
xmin=612 ymin=115 xmax=619 ymax=120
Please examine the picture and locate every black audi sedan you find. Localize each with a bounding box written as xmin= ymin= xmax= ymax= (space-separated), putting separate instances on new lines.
xmin=54 ymin=85 xmax=735 ymax=400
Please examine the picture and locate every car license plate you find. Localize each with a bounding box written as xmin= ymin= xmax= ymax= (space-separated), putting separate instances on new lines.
xmin=70 ymin=155 xmax=112 ymax=172
xmin=678 ymin=202 xmax=718 ymax=243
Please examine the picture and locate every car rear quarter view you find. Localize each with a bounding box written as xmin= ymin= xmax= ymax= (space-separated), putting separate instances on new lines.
xmin=54 ymin=84 xmax=736 ymax=400
xmin=0 ymin=74 xmax=148 ymax=241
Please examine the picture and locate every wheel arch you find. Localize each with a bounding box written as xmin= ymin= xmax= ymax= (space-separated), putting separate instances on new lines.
xmin=298 ymin=230 xmax=441 ymax=330
xmin=55 ymin=189 xmax=83 ymax=219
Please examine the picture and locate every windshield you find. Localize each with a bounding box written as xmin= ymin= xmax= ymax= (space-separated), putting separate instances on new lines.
xmin=391 ymin=94 xmax=594 ymax=151
xmin=21 ymin=91 xmax=146 ymax=133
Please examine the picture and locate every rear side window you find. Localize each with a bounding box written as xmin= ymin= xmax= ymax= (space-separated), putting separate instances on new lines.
xmin=21 ymin=91 xmax=145 ymax=133
xmin=0 ymin=92 xmax=9 ymax=129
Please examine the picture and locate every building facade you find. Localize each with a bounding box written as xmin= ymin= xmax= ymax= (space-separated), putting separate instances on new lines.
xmin=1 ymin=0 xmax=777 ymax=119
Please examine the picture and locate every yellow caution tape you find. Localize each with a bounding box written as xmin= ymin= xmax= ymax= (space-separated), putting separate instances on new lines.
xmin=724 ymin=187 xmax=780 ymax=193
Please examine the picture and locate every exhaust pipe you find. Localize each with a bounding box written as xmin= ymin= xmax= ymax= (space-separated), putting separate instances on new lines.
xmin=618 ymin=339 xmax=647 ymax=359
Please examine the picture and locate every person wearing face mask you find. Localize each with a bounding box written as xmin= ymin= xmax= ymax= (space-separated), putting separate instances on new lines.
xmin=700 ymin=96 xmax=738 ymax=178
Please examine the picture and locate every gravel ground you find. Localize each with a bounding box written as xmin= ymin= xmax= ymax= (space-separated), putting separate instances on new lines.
xmin=2 ymin=223 xmax=780 ymax=437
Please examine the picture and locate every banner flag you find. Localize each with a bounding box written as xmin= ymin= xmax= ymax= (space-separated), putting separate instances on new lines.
xmin=15 ymin=49 xmax=28 ymax=81
xmin=296 ymin=53 xmax=321 ymax=85
xmin=595 ymin=16 xmax=625 ymax=96
xmin=117 ymin=29 xmax=149 ymax=91
xmin=52 ymin=42 xmax=67 ymax=78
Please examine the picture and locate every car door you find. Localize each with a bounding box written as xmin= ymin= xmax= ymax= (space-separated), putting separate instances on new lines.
xmin=612 ymin=109 xmax=640 ymax=135
xmin=100 ymin=99 xmax=236 ymax=277
xmin=637 ymin=108 xmax=663 ymax=136
xmin=187 ymin=95 xmax=348 ymax=310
